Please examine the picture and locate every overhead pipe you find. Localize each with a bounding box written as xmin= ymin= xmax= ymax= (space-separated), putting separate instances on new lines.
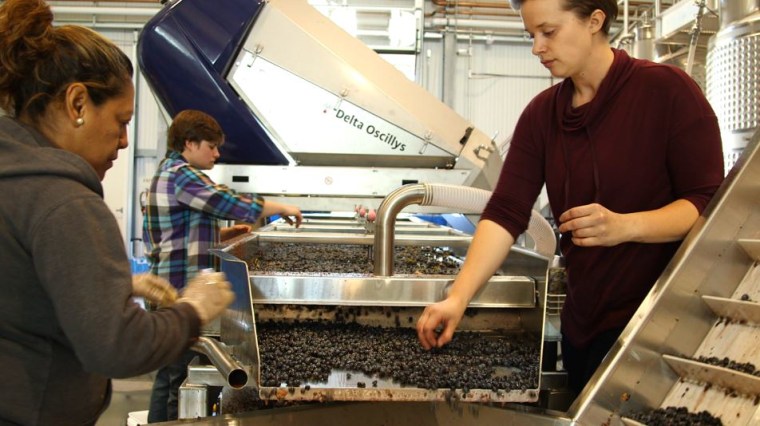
xmin=53 ymin=0 xmax=158 ymax=2
xmin=427 ymin=17 xmax=525 ymax=31
xmin=50 ymin=5 xmax=160 ymax=17
xmin=373 ymin=183 xmax=556 ymax=276
xmin=432 ymin=0 xmax=667 ymax=13
xmin=428 ymin=7 xmax=520 ymax=18
xmin=431 ymin=0 xmax=512 ymax=10
xmin=52 ymin=21 xmax=147 ymax=30
xmin=423 ymin=31 xmax=533 ymax=45
xmin=433 ymin=0 xmax=664 ymax=8
xmin=430 ymin=0 xmax=663 ymax=38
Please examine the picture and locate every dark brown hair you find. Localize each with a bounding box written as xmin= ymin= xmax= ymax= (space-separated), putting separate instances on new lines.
xmin=168 ymin=109 xmax=225 ymax=153
xmin=0 ymin=0 xmax=133 ymax=121
xmin=509 ymin=0 xmax=618 ymax=35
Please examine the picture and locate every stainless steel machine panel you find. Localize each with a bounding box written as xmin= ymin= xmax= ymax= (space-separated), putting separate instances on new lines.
xmin=203 ymin=215 xmax=550 ymax=407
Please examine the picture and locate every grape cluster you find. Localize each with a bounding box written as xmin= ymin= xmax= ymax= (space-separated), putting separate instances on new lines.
xmin=248 ymin=243 xmax=464 ymax=275
xmin=628 ymin=406 xmax=723 ymax=425
xmin=695 ymin=355 xmax=759 ymax=377
xmin=256 ymin=321 xmax=539 ymax=394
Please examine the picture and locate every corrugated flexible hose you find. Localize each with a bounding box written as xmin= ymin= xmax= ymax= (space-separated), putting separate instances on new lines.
xmin=421 ymin=183 xmax=556 ymax=258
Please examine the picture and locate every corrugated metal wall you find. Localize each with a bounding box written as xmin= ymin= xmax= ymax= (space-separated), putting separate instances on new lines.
xmin=439 ymin=39 xmax=551 ymax=152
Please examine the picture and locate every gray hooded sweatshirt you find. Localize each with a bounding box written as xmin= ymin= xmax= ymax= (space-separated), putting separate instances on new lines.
xmin=0 ymin=117 xmax=200 ymax=425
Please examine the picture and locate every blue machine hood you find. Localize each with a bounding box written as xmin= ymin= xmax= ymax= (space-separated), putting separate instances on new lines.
xmin=138 ymin=0 xmax=288 ymax=165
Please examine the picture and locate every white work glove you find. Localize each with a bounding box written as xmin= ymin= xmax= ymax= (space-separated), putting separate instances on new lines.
xmin=132 ymin=273 xmax=178 ymax=306
xmin=175 ymin=272 xmax=235 ymax=325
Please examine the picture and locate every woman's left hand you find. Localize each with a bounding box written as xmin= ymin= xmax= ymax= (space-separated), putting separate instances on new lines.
xmin=220 ymin=224 xmax=252 ymax=241
xmin=558 ymin=203 xmax=629 ymax=247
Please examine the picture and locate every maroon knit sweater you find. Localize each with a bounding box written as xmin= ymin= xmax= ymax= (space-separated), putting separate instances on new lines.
xmin=482 ymin=49 xmax=724 ymax=348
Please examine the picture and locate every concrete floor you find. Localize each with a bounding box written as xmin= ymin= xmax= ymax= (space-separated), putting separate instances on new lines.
xmin=97 ymin=374 xmax=154 ymax=426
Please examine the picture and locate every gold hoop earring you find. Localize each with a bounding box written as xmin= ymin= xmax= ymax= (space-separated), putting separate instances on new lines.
xmin=75 ymin=117 xmax=85 ymax=126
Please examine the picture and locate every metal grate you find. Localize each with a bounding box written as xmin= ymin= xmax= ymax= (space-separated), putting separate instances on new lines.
xmin=546 ymin=262 xmax=567 ymax=317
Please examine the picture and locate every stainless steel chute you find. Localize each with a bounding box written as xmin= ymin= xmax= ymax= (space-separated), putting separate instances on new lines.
xmin=171 ymin=185 xmax=555 ymax=419
xmin=560 ymin=125 xmax=760 ymax=425
xmin=196 ymin=215 xmax=551 ymax=408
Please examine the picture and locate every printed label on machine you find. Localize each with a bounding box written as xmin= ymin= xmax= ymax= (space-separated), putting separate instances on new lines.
xmin=333 ymin=108 xmax=405 ymax=151
xmin=229 ymin=51 xmax=451 ymax=158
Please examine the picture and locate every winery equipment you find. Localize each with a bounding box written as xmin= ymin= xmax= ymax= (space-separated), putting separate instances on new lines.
xmin=136 ymin=0 xmax=760 ymax=422
xmin=177 ymin=183 xmax=557 ymax=417
xmin=181 ymin=96 xmax=760 ymax=426
xmin=210 ymin=234 xmax=545 ymax=403
xmin=707 ymin=1 xmax=760 ymax=169
xmin=138 ymin=0 xmax=566 ymax=419
xmin=138 ymin=0 xmax=504 ymax=213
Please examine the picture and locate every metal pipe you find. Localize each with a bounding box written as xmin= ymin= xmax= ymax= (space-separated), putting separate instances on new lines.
xmin=373 ymin=183 xmax=557 ymax=276
xmin=423 ymin=31 xmax=532 ymax=44
xmin=373 ymin=184 xmax=426 ymax=276
xmin=53 ymin=0 xmax=157 ymax=2
xmin=50 ymin=5 xmax=160 ymax=17
xmin=685 ymin=0 xmax=707 ymax=77
xmin=430 ymin=0 xmax=511 ymax=10
xmin=52 ymin=21 xmax=147 ymax=30
xmin=429 ymin=6 xmax=520 ymax=18
xmin=427 ymin=17 xmax=525 ymax=30
xmin=192 ymin=336 xmax=249 ymax=389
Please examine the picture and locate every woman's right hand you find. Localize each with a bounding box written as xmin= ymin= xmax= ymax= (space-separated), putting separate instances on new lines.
xmin=279 ymin=204 xmax=303 ymax=228
xmin=416 ymin=295 xmax=468 ymax=350
xmin=132 ymin=273 xmax=178 ymax=306
xmin=262 ymin=200 xmax=303 ymax=228
xmin=176 ymin=273 xmax=235 ymax=325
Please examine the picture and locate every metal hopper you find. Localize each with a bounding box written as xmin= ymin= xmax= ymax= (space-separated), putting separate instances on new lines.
xmin=178 ymin=184 xmax=556 ymax=417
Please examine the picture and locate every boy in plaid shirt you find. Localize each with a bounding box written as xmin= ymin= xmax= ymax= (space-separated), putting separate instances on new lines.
xmin=143 ymin=109 xmax=302 ymax=422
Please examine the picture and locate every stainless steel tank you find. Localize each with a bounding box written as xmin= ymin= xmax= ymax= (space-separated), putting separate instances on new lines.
xmin=706 ymin=0 xmax=760 ymax=170
xmin=633 ymin=9 xmax=656 ymax=61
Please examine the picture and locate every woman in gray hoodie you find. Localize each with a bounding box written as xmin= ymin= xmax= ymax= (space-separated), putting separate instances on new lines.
xmin=0 ymin=0 xmax=235 ymax=424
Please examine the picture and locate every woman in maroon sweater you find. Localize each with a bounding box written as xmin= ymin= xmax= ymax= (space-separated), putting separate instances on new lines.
xmin=417 ymin=0 xmax=724 ymax=396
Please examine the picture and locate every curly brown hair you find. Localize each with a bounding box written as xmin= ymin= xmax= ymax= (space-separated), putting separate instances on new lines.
xmin=167 ymin=109 xmax=225 ymax=153
xmin=0 ymin=0 xmax=133 ymax=121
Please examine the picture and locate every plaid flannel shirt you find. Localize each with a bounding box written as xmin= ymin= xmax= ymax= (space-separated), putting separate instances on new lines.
xmin=143 ymin=151 xmax=264 ymax=289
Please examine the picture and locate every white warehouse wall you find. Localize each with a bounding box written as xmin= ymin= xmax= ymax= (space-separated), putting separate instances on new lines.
xmin=419 ymin=36 xmax=553 ymax=154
